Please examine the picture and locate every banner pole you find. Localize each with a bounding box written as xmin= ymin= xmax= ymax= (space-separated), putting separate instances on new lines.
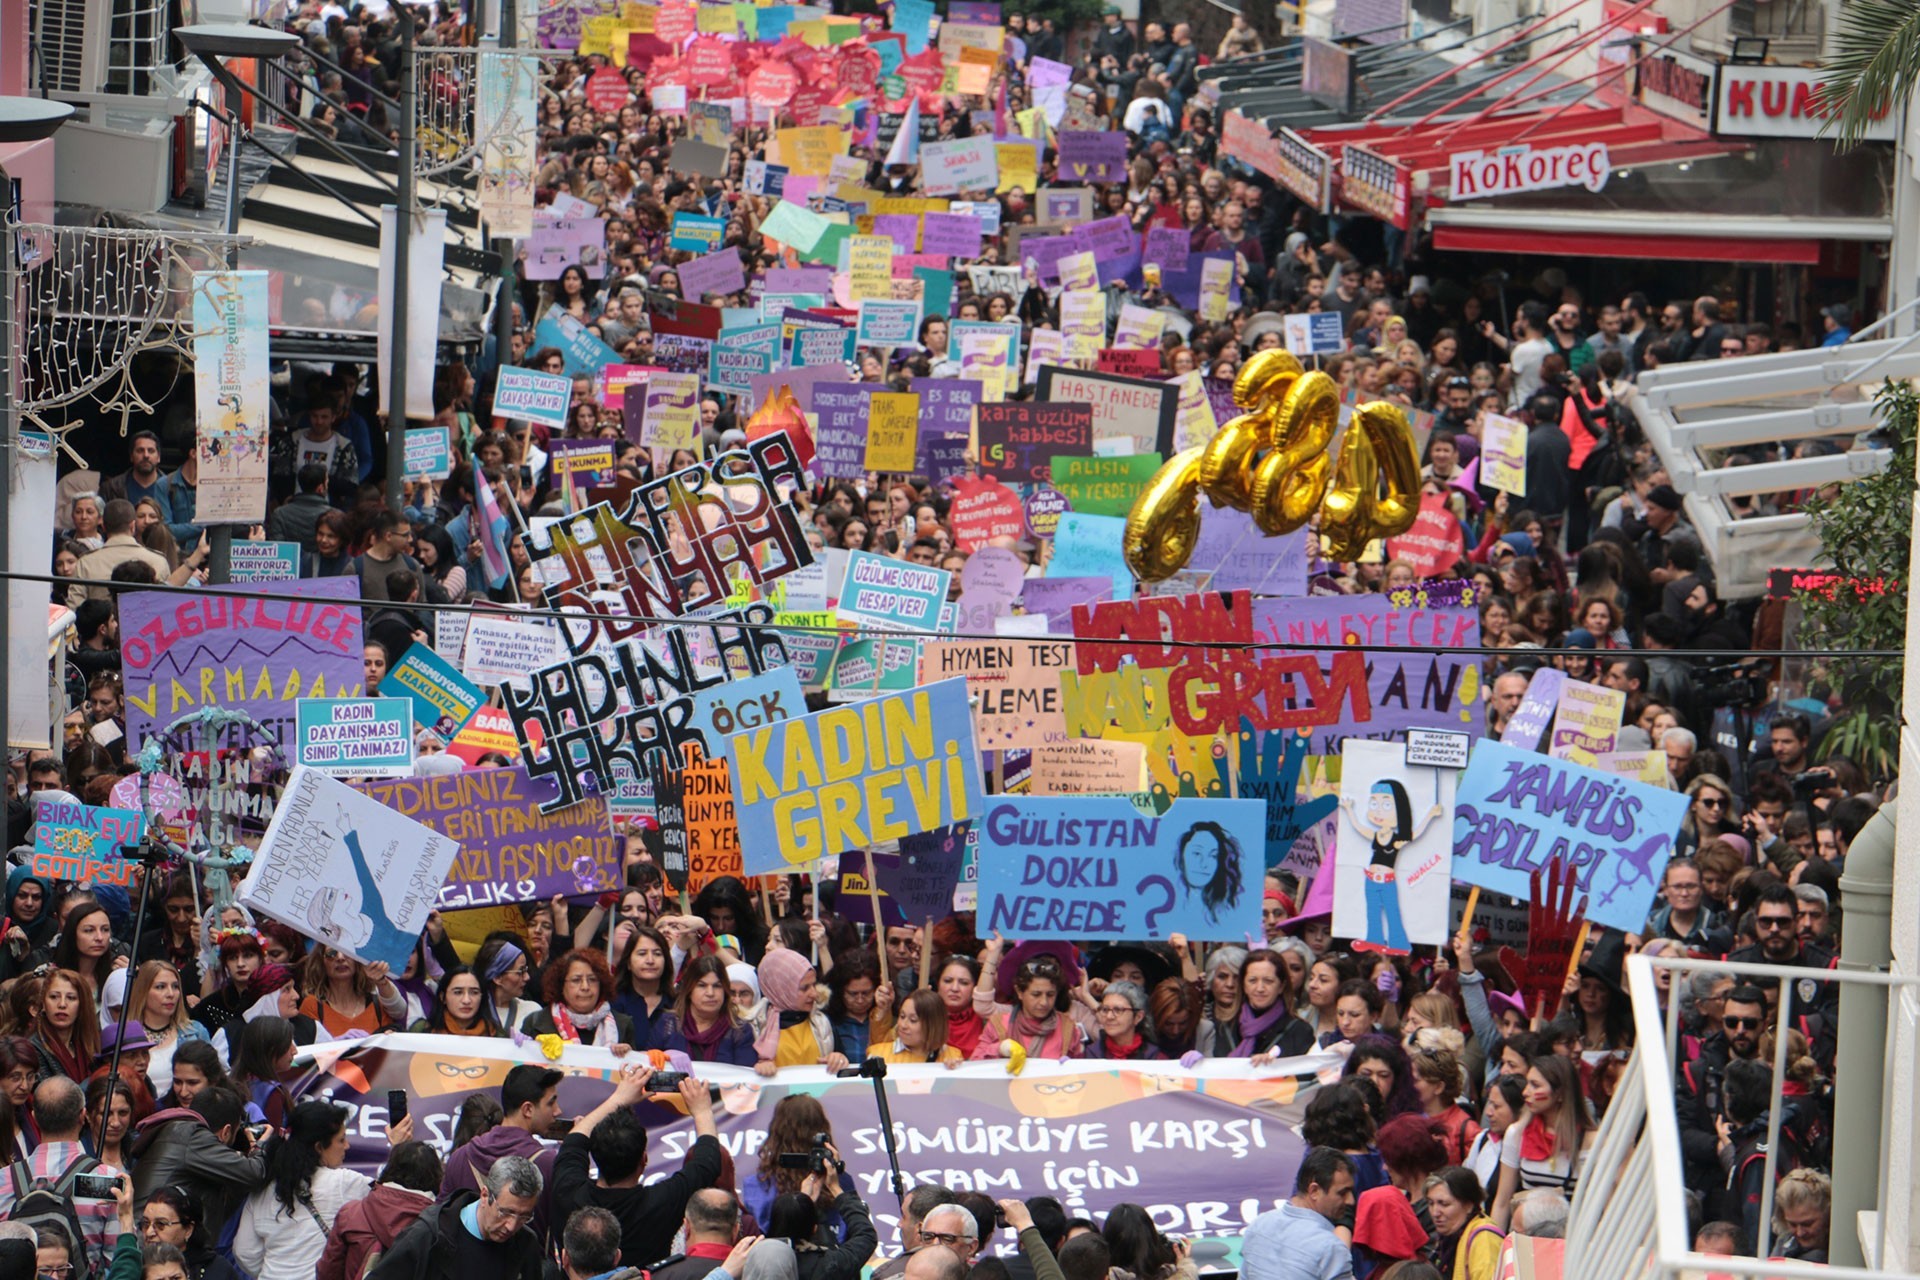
xmin=865 ymin=848 xmax=888 ymax=988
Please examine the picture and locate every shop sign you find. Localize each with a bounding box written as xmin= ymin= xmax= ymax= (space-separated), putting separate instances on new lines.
xmin=1712 ymin=65 xmax=1896 ymax=142
xmin=1302 ymin=37 xmax=1355 ymax=113
xmin=1340 ymin=143 xmax=1410 ymax=229
xmin=1450 ymin=142 xmax=1611 ymax=199
xmin=1636 ymin=46 xmax=1714 ymax=130
xmin=1275 ymin=127 xmax=1334 ymax=212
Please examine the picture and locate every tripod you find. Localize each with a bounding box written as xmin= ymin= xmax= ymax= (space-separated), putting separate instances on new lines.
xmin=96 ymin=831 xmax=170 ymax=1152
xmin=836 ymin=1058 xmax=907 ymax=1216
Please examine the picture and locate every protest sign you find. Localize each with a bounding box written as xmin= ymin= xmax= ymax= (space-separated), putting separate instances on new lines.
xmin=1239 ymin=727 xmax=1339 ymax=871
xmin=686 ymin=667 xmax=806 ymax=762
xmin=918 ymin=638 xmax=1074 ymax=749
xmin=1387 ymin=493 xmax=1468 ymax=579
xmin=670 ymin=212 xmax=728 ymax=252
xmin=865 ymin=391 xmax=921 ymax=472
xmin=32 ymin=797 xmax=143 ymax=885
xmin=729 ymin=678 xmax=986 ymax=871
xmin=839 ymin=824 xmax=968 ymax=928
xmin=239 ymin=765 xmax=463 ymax=969
xmin=1451 ymin=739 xmax=1691 ymax=934
xmin=1035 ymin=366 xmax=1178 ymax=456
xmin=1027 ymin=740 xmax=1149 ymax=795
xmin=976 ymin=797 xmax=1265 ymax=940
xmin=462 ymin=614 xmax=564 ymax=688
xmin=525 ymin=216 xmax=605 ymax=279
xmin=403 ymin=426 xmax=454 ymax=480
xmin=678 ymin=246 xmax=747 ymax=297
xmin=975 ymin=401 xmax=1093 ymax=485
xmin=1184 ymin=508 xmax=1310 ymax=595
xmin=1056 ymin=130 xmax=1128 ymax=183
xmin=1548 ymin=680 xmax=1626 ymax=765
xmin=948 ymin=475 xmax=1026 ymax=550
xmin=385 ymin=643 xmax=483 ymax=741
xmin=1048 ymin=513 xmax=1134 ymax=602
xmin=1052 ymin=454 xmax=1163 ymax=517
xmin=1481 ymin=414 xmax=1528 ymax=496
xmin=634 ymin=371 xmax=702 ymax=451
xmin=838 ymin=551 xmax=951 ymax=632
xmin=812 ymin=382 xmax=877 ymax=479
xmin=1500 ymin=668 xmax=1566 ymax=750
xmin=1597 ymin=749 xmax=1671 ymax=788
xmin=496 ymin=367 xmax=573 ymax=430
xmin=920 ymin=138 xmax=998 ymax=194
xmin=1283 ymin=313 xmax=1345 ymax=356
xmin=448 ymin=705 xmax=519 ymax=767
xmin=1332 ymin=739 xmax=1455 ymax=952
xmin=120 ymin=579 xmax=364 ymax=750
xmin=791 ymin=325 xmax=856 ymax=368
xmin=227 ymin=541 xmax=302 ymax=583
xmin=857 ymin=298 xmax=922 ymax=347
xmin=350 ymin=767 xmax=619 ymax=909
xmin=294 ymin=698 xmax=416 ymax=777
xmin=682 ymin=759 xmax=742 ymax=890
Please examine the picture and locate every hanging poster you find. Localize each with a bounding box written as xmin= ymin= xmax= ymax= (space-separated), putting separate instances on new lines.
xmin=476 ymin=50 xmax=539 ymax=239
xmin=1332 ymin=739 xmax=1456 ymax=953
xmin=192 ymin=270 xmax=272 ymax=523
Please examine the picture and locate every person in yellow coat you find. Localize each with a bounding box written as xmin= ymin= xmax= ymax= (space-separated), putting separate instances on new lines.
xmin=868 ymin=990 xmax=963 ymax=1067
xmin=1427 ymin=1167 xmax=1505 ymax=1280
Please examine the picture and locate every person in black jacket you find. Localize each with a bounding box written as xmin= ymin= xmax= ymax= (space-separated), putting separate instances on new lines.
xmin=127 ymin=1086 xmax=266 ymax=1233
xmin=1726 ymin=886 xmax=1840 ymax=1066
xmin=367 ymin=1158 xmax=545 ymax=1280
xmin=550 ymin=1065 xmax=722 ymax=1268
xmin=765 ymin=1159 xmax=877 ymax=1280
xmin=1675 ymin=986 xmax=1767 ymax=1192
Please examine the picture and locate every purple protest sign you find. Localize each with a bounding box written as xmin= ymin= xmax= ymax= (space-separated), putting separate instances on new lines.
xmin=921 ymin=212 xmax=984 ymax=258
xmin=1162 ymin=248 xmax=1243 ymax=312
xmin=1081 ymin=214 xmax=1142 ymax=286
xmin=839 ymin=823 xmax=969 ymax=928
xmin=1144 ymin=226 xmax=1191 ymax=272
xmin=677 ymin=247 xmax=746 ymax=298
xmin=1187 ymin=506 xmax=1310 ymax=595
xmin=1204 ymin=376 xmax=1238 ymax=426
xmin=915 ymin=377 xmax=980 ymax=439
xmin=525 ymin=216 xmax=607 ymax=281
xmin=120 ymin=579 xmax=363 ymax=750
xmin=1020 ymin=576 xmax=1113 ymax=633
xmin=745 ymin=364 xmax=856 ymax=413
xmin=811 ymin=382 xmax=873 ymax=479
xmin=872 ymin=214 xmax=919 ymax=253
xmin=1056 ymin=130 xmax=1128 ymax=183
xmin=765 ymin=266 xmax=834 ymax=293
xmin=351 ymin=767 xmax=620 ymax=908
xmin=948 ymin=0 xmax=1001 ymax=22
xmin=919 ymin=433 xmax=970 ymax=487
xmin=1021 ymin=231 xmax=1094 ymax=288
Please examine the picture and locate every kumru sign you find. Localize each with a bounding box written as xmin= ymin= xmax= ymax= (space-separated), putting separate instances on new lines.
xmin=1449 ymin=142 xmax=1611 ymax=199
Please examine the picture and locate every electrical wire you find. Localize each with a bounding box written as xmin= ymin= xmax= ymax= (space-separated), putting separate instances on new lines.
xmin=24 ymin=569 xmax=1901 ymax=662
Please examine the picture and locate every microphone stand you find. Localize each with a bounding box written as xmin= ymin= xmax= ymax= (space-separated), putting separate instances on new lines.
xmin=837 ymin=1058 xmax=907 ymax=1216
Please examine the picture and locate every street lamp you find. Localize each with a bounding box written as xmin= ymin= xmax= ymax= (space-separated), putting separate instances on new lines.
xmin=0 ymin=97 xmax=74 ymax=754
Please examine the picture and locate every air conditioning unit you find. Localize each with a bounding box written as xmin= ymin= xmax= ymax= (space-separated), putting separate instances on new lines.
xmin=30 ymin=0 xmax=112 ymax=96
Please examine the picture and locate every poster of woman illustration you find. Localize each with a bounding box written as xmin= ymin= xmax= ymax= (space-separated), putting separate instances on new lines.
xmin=1333 ymin=740 xmax=1456 ymax=953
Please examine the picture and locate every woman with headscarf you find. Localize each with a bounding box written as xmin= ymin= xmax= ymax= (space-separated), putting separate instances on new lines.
xmin=752 ymin=950 xmax=845 ymax=1076
xmin=474 ymin=936 xmax=541 ymax=1034
xmin=3 ymin=869 xmax=55 ymax=972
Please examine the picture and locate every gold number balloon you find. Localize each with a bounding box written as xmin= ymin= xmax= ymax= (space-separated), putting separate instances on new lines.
xmin=1354 ymin=401 xmax=1422 ymax=541
xmin=1198 ymin=350 xmax=1300 ymax=512
xmin=1123 ymin=446 xmax=1206 ymax=583
xmin=1320 ymin=412 xmax=1379 ymax=562
xmin=1249 ymin=370 xmax=1339 ymax=536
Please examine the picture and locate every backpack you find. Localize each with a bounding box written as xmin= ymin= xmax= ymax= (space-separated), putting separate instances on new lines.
xmin=4 ymin=1157 xmax=99 ymax=1280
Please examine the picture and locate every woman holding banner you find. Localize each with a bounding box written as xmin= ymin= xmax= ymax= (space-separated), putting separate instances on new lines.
xmin=750 ymin=950 xmax=841 ymax=1076
xmin=1234 ymin=950 xmax=1316 ymax=1063
xmin=1085 ymin=983 xmax=1165 ymax=1061
xmin=933 ymin=957 xmax=990 ymax=1060
xmin=521 ymin=950 xmax=635 ymax=1053
xmin=868 ymin=991 xmax=962 ymax=1067
xmin=975 ymin=955 xmax=1082 ymax=1065
xmin=407 ymin=967 xmax=504 ymax=1038
xmin=660 ymin=956 xmax=756 ymax=1066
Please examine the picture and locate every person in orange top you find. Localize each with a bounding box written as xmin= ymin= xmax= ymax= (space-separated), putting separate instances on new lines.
xmin=298 ymin=947 xmax=406 ymax=1038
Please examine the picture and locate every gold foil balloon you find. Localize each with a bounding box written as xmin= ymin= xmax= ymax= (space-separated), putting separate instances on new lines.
xmin=1249 ymin=370 xmax=1339 ymax=535
xmin=1124 ymin=446 xmax=1205 ymax=582
xmin=1354 ymin=400 xmax=1422 ymax=540
xmin=1200 ymin=350 xmax=1301 ymax=511
xmin=1320 ymin=418 xmax=1380 ymax=562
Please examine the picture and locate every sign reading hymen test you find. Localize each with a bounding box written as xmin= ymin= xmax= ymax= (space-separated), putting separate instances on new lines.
xmin=729 ymin=678 xmax=986 ymax=871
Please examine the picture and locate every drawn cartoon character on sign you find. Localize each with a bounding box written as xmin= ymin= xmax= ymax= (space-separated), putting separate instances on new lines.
xmin=1338 ymin=780 xmax=1445 ymax=955
xmin=305 ymin=809 xmax=414 ymax=965
xmin=1176 ymin=822 xmax=1245 ymax=926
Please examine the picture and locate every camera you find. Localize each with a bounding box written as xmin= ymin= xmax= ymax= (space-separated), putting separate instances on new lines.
xmin=1697 ymin=662 xmax=1767 ymax=708
xmin=777 ymin=1132 xmax=834 ymax=1173
xmin=1791 ymin=769 xmax=1836 ymax=798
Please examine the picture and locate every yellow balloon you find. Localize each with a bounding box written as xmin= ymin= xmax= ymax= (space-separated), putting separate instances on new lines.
xmin=1232 ymin=349 xmax=1304 ymax=447
xmin=1124 ymin=446 xmax=1206 ymax=582
xmin=1353 ymin=400 xmax=1422 ymax=539
xmin=1251 ymin=370 xmax=1340 ymax=534
xmin=1321 ymin=415 xmax=1379 ymax=563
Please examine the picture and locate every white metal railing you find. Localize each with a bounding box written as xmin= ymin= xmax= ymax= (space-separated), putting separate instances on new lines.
xmin=1564 ymin=953 xmax=1920 ymax=1280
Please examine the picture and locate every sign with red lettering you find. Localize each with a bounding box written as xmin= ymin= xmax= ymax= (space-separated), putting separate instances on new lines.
xmin=948 ymin=475 xmax=1026 ymax=550
xmin=119 ymin=578 xmax=365 ymax=752
xmin=1711 ymin=64 xmax=1896 ymax=141
xmin=1097 ymin=348 xmax=1165 ymax=379
xmin=1387 ymin=493 xmax=1469 ymax=580
xmin=1448 ymin=142 xmax=1609 ymax=199
xmin=585 ymin=67 xmax=629 ymax=113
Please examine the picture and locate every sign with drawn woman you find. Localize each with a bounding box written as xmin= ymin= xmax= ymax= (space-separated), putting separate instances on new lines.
xmin=1334 ymin=740 xmax=1456 ymax=953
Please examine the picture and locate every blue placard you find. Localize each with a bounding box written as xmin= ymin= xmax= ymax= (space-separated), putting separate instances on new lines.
xmin=228 ymin=540 xmax=302 ymax=583
xmin=687 ymin=667 xmax=806 ymax=761
xmin=1451 ymin=739 xmax=1691 ymax=934
xmin=531 ymin=313 xmax=618 ymax=378
xmin=294 ymin=697 xmax=417 ymax=777
xmin=836 ymin=550 xmax=951 ymax=631
xmin=1046 ymin=512 xmax=1133 ymax=600
xmin=33 ymin=796 xmax=144 ymax=869
xmin=791 ymin=325 xmax=857 ymax=368
xmin=728 ymin=678 xmax=986 ymax=874
xmin=976 ymin=797 xmax=1267 ymax=940
xmin=670 ymin=213 xmax=728 ymax=253
xmin=385 ymin=643 xmax=484 ymax=742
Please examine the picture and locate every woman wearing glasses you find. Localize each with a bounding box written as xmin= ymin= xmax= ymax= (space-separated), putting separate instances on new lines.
xmin=1678 ymin=774 xmax=1738 ymax=858
xmin=135 ymin=1187 xmax=242 ymax=1280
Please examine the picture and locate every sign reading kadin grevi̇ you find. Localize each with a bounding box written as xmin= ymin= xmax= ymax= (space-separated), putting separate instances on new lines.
xmin=1450 ymin=142 xmax=1610 ymax=199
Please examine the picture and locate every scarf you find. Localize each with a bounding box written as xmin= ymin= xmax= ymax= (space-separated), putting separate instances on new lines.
xmin=37 ymin=1030 xmax=88 ymax=1084
xmin=551 ymin=1002 xmax=620 ymax=1048
xmin=484 ymin=943 xmax=525 ymax=981
xmin=679 ymin=1011 xmax=733 ymax=1057
xmin=945 ymin=1002 xmax=985 ymax=1057
xmin=753 ymin=950 xmax=818 ymax=1064
xmin=1229 ymin=999 xmax=1291 ymax=1058
xmin=1520 ymin=1114 xmax=1558 ymax=1162
xmin=1102 ymin=1033 xmax=1147 ymax=1060
xmin=1008 ymin=1009 xmax=1064 ymax=1057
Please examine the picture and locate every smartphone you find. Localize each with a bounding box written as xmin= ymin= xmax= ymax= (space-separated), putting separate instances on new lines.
xmin=550 ymin=1118 xmax=575 ymax=1137
xmin=388 ymin=1089 xmax=408 ymax=1126
xmin=648 ymin=1070 xmax=689 ymax=1090
xmin=71 ymin=1174 xmax=118 ymax=1201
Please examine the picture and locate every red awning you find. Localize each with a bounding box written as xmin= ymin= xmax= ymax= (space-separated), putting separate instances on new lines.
xmin=1430 ymin=224 xmax=1822 ymax=264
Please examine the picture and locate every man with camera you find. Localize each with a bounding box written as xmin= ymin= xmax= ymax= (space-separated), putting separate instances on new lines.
xmin=772 ymin=1140 xmax=876 ymax=1280
xmin=127 ymin=1085 xmax=267 ymax=1237
xmin=552 ymin=1063 xmax=722 ymax=1267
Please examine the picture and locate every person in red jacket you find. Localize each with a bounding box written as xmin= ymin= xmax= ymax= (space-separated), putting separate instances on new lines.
xmin=320 ymin=1141 xmax=444 ymax=1280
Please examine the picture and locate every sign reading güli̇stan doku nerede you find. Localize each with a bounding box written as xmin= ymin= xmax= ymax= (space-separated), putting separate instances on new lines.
xmin=1449 ymin=142 xmax=1611 ymax=198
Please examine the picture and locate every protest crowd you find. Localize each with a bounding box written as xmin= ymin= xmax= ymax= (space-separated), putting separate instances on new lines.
xmin=2 ymin=2 xmax=1891 ymax=1280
